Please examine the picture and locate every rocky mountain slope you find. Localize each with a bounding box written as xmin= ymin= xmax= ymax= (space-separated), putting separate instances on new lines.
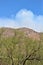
xmin=0 ymin=27 xmax=40 ymax=40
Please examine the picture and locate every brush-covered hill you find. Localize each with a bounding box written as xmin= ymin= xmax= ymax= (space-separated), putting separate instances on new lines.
xmin=0 ymin=27 xmax=40 ymax=40
xmin=0 ymin=27 xmax=43 ymax=65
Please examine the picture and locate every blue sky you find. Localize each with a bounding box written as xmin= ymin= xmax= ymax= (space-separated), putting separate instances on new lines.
xmin=0 ymin=0 xmax=43 ymax=32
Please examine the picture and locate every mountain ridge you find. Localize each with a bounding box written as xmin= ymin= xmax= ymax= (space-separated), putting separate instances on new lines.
xmin=0 ymin=27 xmax=41 ymax=40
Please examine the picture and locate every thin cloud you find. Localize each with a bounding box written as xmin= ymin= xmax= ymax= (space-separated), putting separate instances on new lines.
xmin=0 ymin=9 xmax=43 ymax=32
xmin=0 ymin=18 xmax=19 ymax=28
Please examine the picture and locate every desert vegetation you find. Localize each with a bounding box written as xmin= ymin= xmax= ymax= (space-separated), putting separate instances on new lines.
xmin=0 ymin=28 xmax=43 ymax=65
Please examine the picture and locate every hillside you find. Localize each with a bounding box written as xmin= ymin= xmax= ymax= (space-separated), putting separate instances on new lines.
xmin=0 ymin=27 xmax=43 ymax=65
xmin=0 ymin=27 xmax=40 ymax=40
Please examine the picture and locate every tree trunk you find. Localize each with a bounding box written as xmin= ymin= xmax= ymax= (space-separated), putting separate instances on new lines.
xmin=11 ymin=57 xmax=14 ymax=65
